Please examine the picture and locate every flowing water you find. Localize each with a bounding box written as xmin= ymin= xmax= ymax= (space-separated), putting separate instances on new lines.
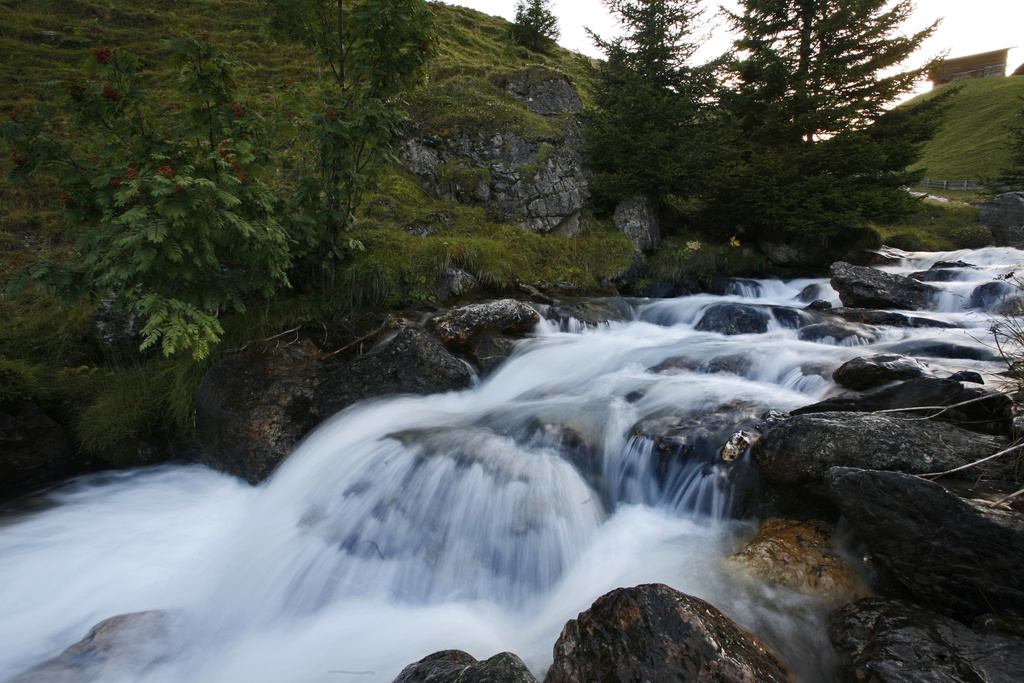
xmin=1 ymin=247 xmax=1021 ymax=682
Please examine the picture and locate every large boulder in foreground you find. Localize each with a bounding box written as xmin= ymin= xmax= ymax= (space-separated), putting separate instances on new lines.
xmin=10 ymin=611 xmax=176 ymax=683
xmin=544 ymin=583 xmax=792 ymax=683
xmin=830 ymin=261 xmax=939 ymax=310
xmin=751 ymin=412 xmax=1006 ymax=486
xmin=830 ymin=597 xmax=1024 ymax=683
xmin=1 ymin=401 xmax=80 ymax=499
xmin=428 ymin=299 xmax=540 ymax=353
xmin=196 ymin=341 xmax=321 ymax=484
xmin=393 ymin=649 xmax=537 ymax=683
xmin=824 ymin=467 xmax=1024 ymax=621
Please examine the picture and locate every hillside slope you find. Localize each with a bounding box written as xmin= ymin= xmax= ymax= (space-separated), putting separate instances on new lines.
xmin=906 ymin=76 xmax=1024 ymax=181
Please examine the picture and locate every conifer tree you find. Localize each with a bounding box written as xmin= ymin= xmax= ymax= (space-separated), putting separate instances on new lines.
xmin=707 ymin=0 xmax=946 ymax=240
xmin=512 ymin=0 xmax=560 ymax=53
xmin=995 ymin=99 xmax=1024 ymax=191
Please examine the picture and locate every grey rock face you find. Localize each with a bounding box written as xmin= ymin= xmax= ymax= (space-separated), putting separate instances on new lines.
xmin=831 ymin=353 xmax=929 ymax=390
xmin=502 ymin=67 xmax=584 ymax=117
xmin=830 ymin=261 xmax=940 ymax=310
xmin=830 ymin=597 xmax=1024 ymax=683
xmin=393 ymin=649 xmax=538 ymax=683
xmin=751 ymin=412 xmax=1005 ymax=485
xmin=91 ymin=293 xmax=149 ymax=357
xmin=824 ymin=468 xmax=1024 ymax=621
xmin=974 ymin=192 xmax=1024 ymax=247
xmin=613 ymin=194 xmax=660 ymax=250
xmin=544 ymin=583 xmax=792 ymax=683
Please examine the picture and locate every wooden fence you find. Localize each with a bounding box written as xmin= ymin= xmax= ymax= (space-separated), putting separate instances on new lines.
xmin=915 ymin=178 xmax=984 ymax=192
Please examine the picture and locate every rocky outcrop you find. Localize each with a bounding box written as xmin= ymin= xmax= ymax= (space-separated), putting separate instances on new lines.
xmin=393 ymin=649 xmax=538 ymax=683
xmin=725 ymin=518 xmax=866 ymax=602
xmin=793 ymin=377 xmax=1012 ymax=435
xmin=831 ymin=353 xmax=928 ymax=390
xmin=195 ymin=341 xmax=321 ymax=484
xmin=695 ymin=303 xmax=771 ymax=335
xmin=751 ymin=412 xmax=1006 ymax=486
xmin=399 ymin=69 xmax=587 ymax=235
xmin=544 ymin=584 xmax=792 ymax=683
xmin=824 ymin=467 xmax=1024 ymax=621
xmin=428 ymin=299 xmax=540 ymax=352
xmin=315 ymin=326 xmax=473 ymax=421
xmin=974 ymin=192 xmax=1024 ymax=247
xmin=613 ymin=194 xmax=660 ymax=251
xmin=10 ymin=611 xmax=176 ymax=683
xmin=1 ymin=401 xmax=80 ymax=499
xmin=830 ymin=597 xmax=1024 ymax=683
xmin=830 ymin=262 xmax=939 ymax=310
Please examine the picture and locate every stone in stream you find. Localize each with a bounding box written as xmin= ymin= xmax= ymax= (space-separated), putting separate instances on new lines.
xmin=694 ymin=303 xmax=770 ymax=335
xmin=751 ymin=412 xmax=1008 ymax=486
xmin=796 ymin=320 xmax=878 ymax=344
xmin=543 ymin=583 xmax=792 ymax=683
xmin=393 ymin=649 xmax=538 ymax=682
xmin=830 ymin=597 xmax=1024 ymax=683
xmin=10 ymin=610 xmax=177 ymax=683
xmin=831 ymin=353 xmax=929 ymax=390
xmin=969 ymin=280 xmax=1017 ymax=310
xmin=830 ymin=261 xmax=940 ymax=310
xmin=428 ymin=299 xmax=540 ymax=352
xmin=824 ymin=467 xmax=1024 ymax=622
xmin=831 ymin=307 xmax=956 ymax=329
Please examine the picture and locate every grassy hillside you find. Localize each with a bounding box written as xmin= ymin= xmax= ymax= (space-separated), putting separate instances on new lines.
xmin=907 ymin=76 xmax=1024 ymax=181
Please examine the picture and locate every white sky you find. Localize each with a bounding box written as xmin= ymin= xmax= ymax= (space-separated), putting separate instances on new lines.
xmin=452 ymin=1 xmax=1024 ymax=98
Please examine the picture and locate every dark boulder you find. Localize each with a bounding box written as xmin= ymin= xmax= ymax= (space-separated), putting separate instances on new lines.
xmin=467 ymin=333 xmax=517 ymax=376
xmin=10 ymin=610 xmax=177 ymax=683
xmin=804 ymin=299 xmax=833 ymax=312
xmin=695 ymin=303 xmax=770 ymax=335
xmin=1 ymin=401 xmax=81 ymax=500
xmin=751 ymin=412 xmax=1006 ymax=486
xmin=831 ymin=308 xmax=956 ymax=329
xmin=974 ymin=192 xmax=1024 ymax=247
xmin=546 ymin=300 xmax=631 ymax=328
xmin=830 ymin=262 xmax=939 ymax=310
xmin=824 ymin=468 xmax=1024 ymax=621
xmin=832 ymin=353 xmax=928 ymax=390
xmin=393 ymin=649 xmax=538 ymax=683
xmin=969 ymin=280 xmax=1015 ymax=310
xmin=794 ymin=377 xmax=1012 ymax=435
xmin=796 ymin=320 xmax=877 ymax=345
xmin=637 ymin=280 xmax=675 ymax=298
xmin=428 ymin=300 xmax=540 ymax=352
xmin=544 ymin=583 xmax=792 ymax=683
xmin=885 ymin=339 xmax=998 ymax=361
xmin=196 ymin=340 xmax=322 ymax=484
xmin=830 ymin=597 xmax=1024 ymax=683
xmin=314 ymin=326 xmax=473 ymax=421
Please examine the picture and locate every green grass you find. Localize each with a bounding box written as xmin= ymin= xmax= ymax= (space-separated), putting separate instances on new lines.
xmin=906 ymin=76 xmax=1024 ymax=182
xmin=870 ymin=199 xmax=993 ymax=252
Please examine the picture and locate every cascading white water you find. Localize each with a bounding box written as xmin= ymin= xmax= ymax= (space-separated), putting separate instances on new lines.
xmin=1 ymin=247 xmax=1020 ymax=683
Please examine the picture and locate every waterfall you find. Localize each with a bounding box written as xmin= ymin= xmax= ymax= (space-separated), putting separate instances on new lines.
xmin=1 ymin=246 xmax=1020 ymax=682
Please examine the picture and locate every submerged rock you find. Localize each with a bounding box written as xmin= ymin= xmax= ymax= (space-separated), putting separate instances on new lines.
xmin=830 ymin=262 xmax=939 ymax=310
xmin=695 ymin=303 xmax=770 ymax=335
xmin=10 ymin=611 xmax=177 ymax=683
xmin=830 ymin=597 xmax=1024 ymax=683
xmin=725 ymin=518 xmax=866 ymax=602
xmin=544 ymin=584 xmax=792 ymax=683
xmin=796 ymin=320 xmax=877 ymax=345
xmin=393 ymin=649 xmax=538 ymax=683
xmin=831 ymin=307 xmax=956 ymax=329
xmin=751 ymin=412 xmax=1006 ymax=486
xmin=831 ymin=353 xmax=928 ymax=390
xmin=824 ymin=468 xmax=1024 ymax=621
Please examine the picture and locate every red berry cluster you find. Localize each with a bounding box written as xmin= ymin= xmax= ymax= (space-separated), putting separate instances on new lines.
xmin=284 ymin=78 xmax=296 ymax=87
xmin=237 ymin=172 xmax=250 ymax=185
xmin=190 ymin=29 xmax=209 ymax=40
xmin=10 ymin=151 xmax=26 ymax=167
xmin=127 ymin=167 xmax=139 ymax=180
xmin=9 ymin=108 xmax=18 ymax=122
xmin=156 ymin=165 xmax=175 ymax=179
xmin=58 ymin=192 xmax=70 ymax=204
xmin=420 ymin=42 xmax=430 ymax=53
xmin=94 ymin=48 xmax=112 ymax=64
xmin=229 ymin=102 xmax=243 ymax=117
xmin=110 ymin=178 xmax=124 ymax=187
xmin=326 ymin=110 xmax=337 ymax=121
xmin=428 ymin=3 xmax=440 ymax=10
xmin=102 ymin=86 xmax=119 ymax=101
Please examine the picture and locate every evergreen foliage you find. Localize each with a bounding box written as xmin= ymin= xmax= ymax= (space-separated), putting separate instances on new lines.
xmin=585 ymin=0 xmax=719 ymax=210
xmin=707 ymin=0 xmax=945 ymax=239
xmin=511 ymin=0 xmax=560 ymax=53
xmin=995 ymin=98 xmax=1024 ymax=190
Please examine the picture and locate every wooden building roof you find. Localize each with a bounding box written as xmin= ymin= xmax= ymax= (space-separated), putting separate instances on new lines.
xmin=931 ymin=48 xmax=1011 ymax=87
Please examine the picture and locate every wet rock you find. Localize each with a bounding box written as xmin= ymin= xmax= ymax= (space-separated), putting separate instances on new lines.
xmin=769 ymin=306 xmax=805 ymax=329
xmin=804 ymin=299 xmax=833 ymax=312
xmin=830 ymin=597 xmax=1024 ymax=683
xmin=969 ymin=280 xmax=1015 ymax=310
xmin=797 ymin=320 xmax=878 ymax=344
xmin=830 ymin=262 xmax=940 ymax=310
xmin=752 ymin=412 xmax=1007 ymax=486
xmin=721 ymin=431 xmax=756 ymax=462
xmin=950 ymin=370 xmax=984 ymax=384
xmin=393 ymin=649 xmax=538 ymax=683
xmin=1 ymin=401 xmax=80 ymax=500
xmin=794 ymin=377 xmax=1012 ymax=435
xmin=10 ymin=610 xmax=177 ymax=683
xmin=725 ymin=518 xmax=866 ymax=602
xmin=314 ymin=326 xmax=473 ymax=421
xmin=885 ymin=339 xmax=998 ymax=361
xmin=544 ymin=583 xmax=792 ymax=683
xmin=196 ymin=340 xmax=321 ymax=484
xmin=429 ymin=299 xmax=540 ymax=352
xmin=799 ymin=284 xmax=826 ymax=302
xmin=545 ymin=300 xmax=630 ymax=327
xmin=824 ymin=468 xmax=1024 ymax=621
xmin=467 ymin=333 xmax=516 ymax=376
xmin=695 ymin=303 xmax=770 ymax=335
xmin=831 ymin=308 xmax=956 ymax=329
xmin=613 ymin=194 xmax=660 ymax=251
xmin=704 ymin=354 xmax=753 ymax=377
xmin=831 ymin=353 xmax=928 ymax=390
xmin=974 ymin=192 xmax=1024 ymax=247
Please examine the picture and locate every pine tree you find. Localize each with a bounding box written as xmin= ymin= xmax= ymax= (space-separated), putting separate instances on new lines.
xmin=995 ymin=98 xmax=1024 ymax=191
xmin=586 ymin=0 xmax=719 ymax=210
xmin=511 ymin=0 xmax=560 ymax=53
xmin=707 ymin=0 xmax=946 ymax=240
